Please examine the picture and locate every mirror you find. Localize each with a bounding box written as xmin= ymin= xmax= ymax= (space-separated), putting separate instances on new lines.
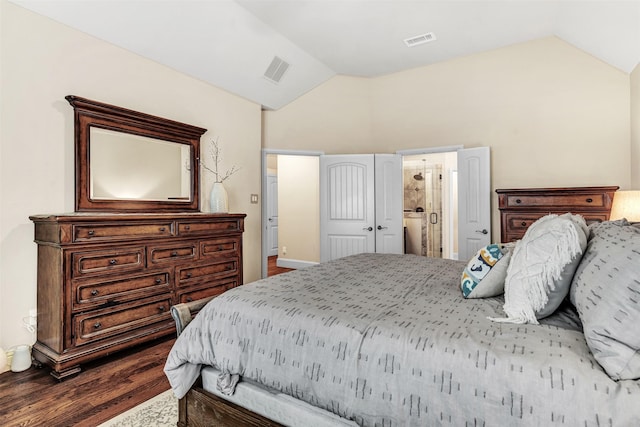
xmin=68 ymin=95 xmax=206 ymax=212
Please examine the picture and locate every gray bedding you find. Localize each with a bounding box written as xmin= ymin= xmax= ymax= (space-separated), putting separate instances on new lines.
xmin=165 ymin=253 xmax=640 ymax=426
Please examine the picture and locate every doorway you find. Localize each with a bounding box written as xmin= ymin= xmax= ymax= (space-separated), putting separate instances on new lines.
xmin=261 ymin=150 xmax=322 ymax=278
xmin=402 ymin=150 xmax=459 ymax=260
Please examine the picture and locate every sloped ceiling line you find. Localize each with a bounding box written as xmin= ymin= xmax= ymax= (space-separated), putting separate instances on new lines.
xmin=11 ymin=0 xmax=640 ymax=110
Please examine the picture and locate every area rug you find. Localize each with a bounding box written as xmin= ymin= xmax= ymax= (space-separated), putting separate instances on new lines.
xmin=98 ymin=390 xmax=178 ymax=427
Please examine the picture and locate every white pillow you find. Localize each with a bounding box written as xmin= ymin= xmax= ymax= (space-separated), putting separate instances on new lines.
xmin=491 ymin=214 xmax=588 ymax=324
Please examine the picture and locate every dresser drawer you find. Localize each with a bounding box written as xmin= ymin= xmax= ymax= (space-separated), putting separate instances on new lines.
xmin=71 ymin=247 xmax=145 ymax=278
xmin=73 ymin=272 xmax=171 ymax=312
xmin=74 ymin=297 xmax=172 ymax=346
xmin=583 ymin=214 xmax=609 ymax=225
xmin=177 ymin=219 xmax=241 ymax=236
xmin=176 ymin=259 xmax=238 ymax=287
xmin=504 ymin=214 xmax=541 ymax=233
xmin=73 ymin=222 xmax=174 ymax=242
xmin=200 ymin=238 xmax=240 ymax=258
xmin=177 ymin=278 xmax=239 ymax=304
xmin=504 ymin=194 xmax=606 ymax=209
xmin=148 ymin=242 xmax=197 ymax=265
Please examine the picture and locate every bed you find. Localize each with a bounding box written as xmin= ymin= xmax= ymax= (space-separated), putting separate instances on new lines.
xmin=165 ymin=189 xmax=640 ymax=427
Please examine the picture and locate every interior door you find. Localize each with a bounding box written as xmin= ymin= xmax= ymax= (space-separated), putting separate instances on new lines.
xmin=320 ymin=155 xmax=376 ymax=262
xmin=457 ymin=147 xmax=491 ymax=261
xmin=320 ymin=154 xmax=402 ymax=262
xmin=266 ymin=173 xmax=278 ymax=257
xmin=374 ymin=154 xmax=403 ymax=254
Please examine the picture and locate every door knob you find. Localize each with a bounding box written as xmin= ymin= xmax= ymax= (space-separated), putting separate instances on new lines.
xmin=476 ymin=229 xmax=488 ymax=235
xmin=268 ymin=218 xmax=273 ymax=222
xmin=363 ymin=226 xmax=373 ymax=231
xmin=377 ymin=225 xmax=388 ymax=230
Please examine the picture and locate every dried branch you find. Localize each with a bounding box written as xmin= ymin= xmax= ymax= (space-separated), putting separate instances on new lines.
xmin=200 ymin=137 xmax=240 ymax=183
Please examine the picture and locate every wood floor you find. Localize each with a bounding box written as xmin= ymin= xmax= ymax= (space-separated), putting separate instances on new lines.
xmin=0 ymin=337 xmax=174 ymax=427
xmin=1 ymin=262 xmax=291 ymax=426
xmin=268 ymin=255 xmax=294 ymax=276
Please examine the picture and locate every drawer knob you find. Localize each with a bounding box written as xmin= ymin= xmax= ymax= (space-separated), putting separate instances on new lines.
xmin=586 ymin=198 xmax=593 ymax=203
xmin=184 ymin=225 xmax=191 ymax=231
xmin=515 ymin=199 xmax=522 ymax=204
xmin=159 ymin=227 xmax=166 ymax=232
xmin=186 ymin=297 xmax=193 ymax=302
xmin=91 ymin=289 xmax=99 ymax=296
xmin=171 ymin=251 xmax=178 ymax=257
xmin=218 ymin=245 xmax=224 ymax=251
xmin=186 ymin=272 xmax=192 ymax=278
xmin=109 ymin=259 xmax=117 ymax=265
xmin=158 ymin=305 xmax=166 ymax=312
xmin=155 ymin=278 xmax=162 ymax=284
xmin=226 ymin=265 xmax=233 ymax=270
xmin=521 ymin=221 xmax=527 ymax=227
xmin=94 ymin=322 xmax=102 ymax=329
xmin=87 ymin=230 xmax=95 ymax=236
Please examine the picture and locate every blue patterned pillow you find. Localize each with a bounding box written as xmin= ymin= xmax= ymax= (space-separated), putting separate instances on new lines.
xmin=461 ymin=244 xmax=511 ymax=298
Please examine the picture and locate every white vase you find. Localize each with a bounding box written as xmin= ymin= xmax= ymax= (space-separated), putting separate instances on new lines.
xmin=209 ymin=182 xmax=229 ymax=213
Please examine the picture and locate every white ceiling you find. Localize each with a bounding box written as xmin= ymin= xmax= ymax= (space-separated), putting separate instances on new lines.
xmin=11 ymin=0 xmax=640 ymax=110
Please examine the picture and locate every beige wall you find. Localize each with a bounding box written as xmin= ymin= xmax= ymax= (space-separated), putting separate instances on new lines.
xmin=0 ymin=2 xmax=262 ymax=349
xmin=264 ymin=37 xmax=631 ymax=241
xmin=262 ymin=75 xmax=373 ymax=153
xmin=631 ymin=64 xmax=640 ymax=189
xmin=277 ymin=155 xmax=320 ymax=263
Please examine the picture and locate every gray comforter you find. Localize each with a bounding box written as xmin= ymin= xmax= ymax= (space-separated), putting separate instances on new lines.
xmin=165 ymin=253 xmax=640 ymax=426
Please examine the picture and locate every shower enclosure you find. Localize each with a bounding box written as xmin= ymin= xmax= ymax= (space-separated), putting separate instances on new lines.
xmin=403 ymin=158 xmax=443 ymax=258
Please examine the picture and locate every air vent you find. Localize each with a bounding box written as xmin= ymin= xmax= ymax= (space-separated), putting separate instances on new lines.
xmin=404 ymin=32 xmax=436 ymax=47
xmin=264 ymin=56 xmax=290 ymax=84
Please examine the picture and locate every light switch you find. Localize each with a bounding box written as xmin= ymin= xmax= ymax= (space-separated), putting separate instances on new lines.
xmin=250 ymin=194 xmax=259 ymax=204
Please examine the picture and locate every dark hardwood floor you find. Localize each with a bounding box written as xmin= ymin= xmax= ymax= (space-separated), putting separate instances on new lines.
xmin=0 ymin=337 xmax=174 ymax=427
xmin=1 ymin=262 xmax=291 ymax=426
xmin=268 ymin=255 xmax=294 ymax=276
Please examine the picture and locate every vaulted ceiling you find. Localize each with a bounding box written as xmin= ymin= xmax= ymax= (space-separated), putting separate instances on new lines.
xmin=12 ymin=0 xmax=640 ymax=110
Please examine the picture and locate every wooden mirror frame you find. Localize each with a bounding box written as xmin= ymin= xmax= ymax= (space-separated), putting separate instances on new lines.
xmin=68 ymin=95 xmax=206 ymax=212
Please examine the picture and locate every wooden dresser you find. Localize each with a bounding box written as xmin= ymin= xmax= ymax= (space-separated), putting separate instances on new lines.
xmin=496 ymin=186 xmax=618 ymax=242
xmin=29 ymin=212 xmax=245 ymax=379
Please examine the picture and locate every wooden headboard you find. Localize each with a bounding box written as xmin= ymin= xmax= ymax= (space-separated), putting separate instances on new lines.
xmin=496 ymin=186 xmax=619 ymax=242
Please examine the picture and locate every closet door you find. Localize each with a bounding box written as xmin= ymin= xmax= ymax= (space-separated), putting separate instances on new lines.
xmin=320 ymin=154 xmax=402 ymax=262
xmin=457 ymin=147 xmax=491 ymax=260
xmin=320 ymin=155 xmax=376 ymax=262
xmin=374 ymin=154 xmax=403 ymax=254
xmin=266 ymin=173 xmax=279 ymax=257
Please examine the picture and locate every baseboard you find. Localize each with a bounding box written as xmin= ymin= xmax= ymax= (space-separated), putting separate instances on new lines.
xmin=276 ymin=258 xmax=318 ymax=270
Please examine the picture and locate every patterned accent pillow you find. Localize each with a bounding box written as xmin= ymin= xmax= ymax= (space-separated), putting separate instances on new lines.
xmin=570 ymin=220 xmax=640 ymax=380
xmin=461 ymin=244 xmax=511 ymax=298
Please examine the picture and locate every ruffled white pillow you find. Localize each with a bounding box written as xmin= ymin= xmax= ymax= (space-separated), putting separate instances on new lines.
xmin=491 ymin=213 xmax=588 ymax=324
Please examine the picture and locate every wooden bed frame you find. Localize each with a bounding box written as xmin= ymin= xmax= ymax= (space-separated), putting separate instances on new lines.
xmin=169 ymin=186 xmax=619 ymax=427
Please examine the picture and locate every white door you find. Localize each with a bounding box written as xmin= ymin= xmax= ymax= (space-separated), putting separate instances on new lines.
xmin=374 ymin=154 xmax=403 ymax=254
xmin=266 ymin=174 xmax=279 ymax=257
xmin=320 ymin=155 xmax=376 ymax=262
xmin=320 ymin=154 xmax=402 ymax=262
xmin=457 ymin=147 xmax=491 ymax=261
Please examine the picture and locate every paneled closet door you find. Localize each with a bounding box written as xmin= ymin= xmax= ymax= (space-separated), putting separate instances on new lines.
xmin=320 ymin=154 xmax=402 ymax=262
xmin=374 ymin=154 xmax=403 ymax=254
xmin=457 ymin=147 xmax=491 ymax=261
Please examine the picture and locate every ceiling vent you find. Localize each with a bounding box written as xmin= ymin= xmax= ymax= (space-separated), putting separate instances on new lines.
xmin=264 ymin=56 xmax=290 ymax=84
xmin=404 ymin=32 xmax=436 ymax=47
